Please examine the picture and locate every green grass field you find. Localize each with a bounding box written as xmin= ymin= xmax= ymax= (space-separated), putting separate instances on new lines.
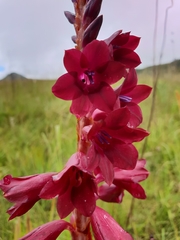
xmin=0 ymin=72 xmax=180 ymax=240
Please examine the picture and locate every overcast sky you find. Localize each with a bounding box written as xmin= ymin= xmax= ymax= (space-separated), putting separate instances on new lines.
xmin=0 ymin=0 xmax=179 ymax=79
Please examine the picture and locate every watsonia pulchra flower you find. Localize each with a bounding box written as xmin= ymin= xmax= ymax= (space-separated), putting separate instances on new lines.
xmin=0 ymin=1 xmax=152 ymax=239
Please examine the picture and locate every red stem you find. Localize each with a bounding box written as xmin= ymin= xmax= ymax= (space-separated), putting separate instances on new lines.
xmin=73 ymin=0 xmax=86 ymax=50
xmin=71 ymin=209 xmax=92 ymax=240
xmin=71 ymin=1 xmax=93 ymax=239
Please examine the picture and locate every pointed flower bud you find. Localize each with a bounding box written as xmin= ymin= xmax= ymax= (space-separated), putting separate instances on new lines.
xmin=82 ymin=15 xmax=103 ymax=48
xmin=83 ymin=0 xmax=103 ymax=27
xmin=64 ymin=11 xmax=75 ymax=24
xmin=71 ymin=35 xmax=77 ymax=44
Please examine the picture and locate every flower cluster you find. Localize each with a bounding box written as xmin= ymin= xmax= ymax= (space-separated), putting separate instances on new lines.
xmin=0 ymin=1 xmax=152 ymax=239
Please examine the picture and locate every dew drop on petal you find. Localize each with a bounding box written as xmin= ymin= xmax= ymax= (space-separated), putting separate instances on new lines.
xmin=3 ymin=175 xmax=12 ymax=185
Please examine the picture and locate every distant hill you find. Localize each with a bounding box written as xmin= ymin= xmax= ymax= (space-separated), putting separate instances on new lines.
xmin=1 ymin=60 xmax=180 ymax=81
xmin=137 ymin=59 xmax=180 ymax=74
xmin=1 ymin=72 xmax=27 ymax=81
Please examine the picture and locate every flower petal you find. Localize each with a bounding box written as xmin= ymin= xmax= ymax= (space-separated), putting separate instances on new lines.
xmin=105 ymin=108 xmax=130 ymax=128
xmin=0 ymin=173 xmax=55 ymax=219
xmin=19 ymin=220 xmax=74 ymax=240
xmin=70 ymin=95 xmax=93 ymax=117
xmin=1 ymin=173 xmax=55 ymax=203
xmin=87 ymin=121 xmax=103 ymax=139
xmin=114 ymin=181 xmax=146 ymax=199
xmin=128 ymin=85 xmax=152 ymax=104
xmin=64 ymin=49 xmax=82 ymax=73
xmin=83 ymin=144 xmax=100 ymax=171
xmin=89 ymin=83 xmax=117 ymax=112
xmin=110 ymin=32 xmax=130 ymax=46
xmin=0 ymin=175 xmax=37 ymax=192
xmin=126 ymin=103 xmax=142 ymax=128
xmin=98 ymin=184 xmax=123 ymax=203
xmin=92 ymin=109 xmax=107 ymax=121
xmin=105 ymin=142 xmax=138 ymax=170
xmin=123 ymin=35 xmax=140 ymax=50
xmin=114 ymin=159 xmax=149 ymax=182
xmin=52 ymin=73 xmax=82 ymax=100
xmin=8 ymin=200 xmax=38 ymax=220
xmin=91 ymin=207 xmax=133 ymax=240
xmin=71 ymin=174 xmax=96 ymax=217
xmin=104 ymin=30 xmax=123 ymax=46
xmin=39 ymin=175 xmax=69 ymax=199
xmin=107 ymin=127 xmax=149 ymax=143
xmin=102 ymin=61 xmax=125 ymax=85
xmin=57 ymin=187 xmax=74 ymax=219
xmin=118 ymin=68 xmax=138 ymax=95
xmin=114 ymin=48 xmax=141 ymax=68
xmin=99 ymin=156 xmax=114 ymax=185
xmin=83 ymin=40 xmax=110 ymax=70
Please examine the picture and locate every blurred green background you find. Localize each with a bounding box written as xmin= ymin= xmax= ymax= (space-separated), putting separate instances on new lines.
xmin=0 ymin=65 xmax=180 ymax=239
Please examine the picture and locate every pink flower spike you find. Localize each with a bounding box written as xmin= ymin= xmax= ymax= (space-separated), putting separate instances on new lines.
xmin=91 ymin=206 xmax=133 ymax=240
xmin=19 ymin=220 xmax=74 ymax=240
xmin=0 ymin=173 xmax=56 ymax=220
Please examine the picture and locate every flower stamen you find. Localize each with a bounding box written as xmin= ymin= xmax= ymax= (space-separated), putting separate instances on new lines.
xmin=119 ymin=95 xmax=132 ymax=102
xmin=97 ymin=131 xmax=112 ymax=145
xmin=85 ymin=70 xmax=95 ymax=84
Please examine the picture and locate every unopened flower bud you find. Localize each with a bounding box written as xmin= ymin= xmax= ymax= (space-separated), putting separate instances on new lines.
xmin=82 ymin=15 xmax=103 ymax=48
xmin=71 ymin=35 xmax=77 ymax=43
xmin=64 ymin=11 xmax=75 ymax=24
xmin=83 ymin=0 xmax=103 ymax=27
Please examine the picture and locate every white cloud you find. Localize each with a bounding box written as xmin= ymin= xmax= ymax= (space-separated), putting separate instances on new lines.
xmin=0 ymin=0 xmax=179 ymax=79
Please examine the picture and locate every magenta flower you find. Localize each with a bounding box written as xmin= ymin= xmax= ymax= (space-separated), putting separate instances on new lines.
xmin=115 ymin=69 xmax=152 ymax=127
xmin=104 ymin=30 xmax=141 ymax=68
xmin=0 ymin=1 xmax=152 ymax=239
xmin=0 ymin=173 xmax=55 ymax=220
xmin=97 ymin=159 xmax=149 ymax=203
xmin=52 ymin=40 xmax=125 ymax=116
xmin=40 ymin=153 xmax=97 ymax=218
xmin=19 ymin=219 xmax=74 ymax=240
xmin=81 ymin=108 xmax=149 ymax=184
xmin=91 ymin=206 xmax=133 ymax=240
